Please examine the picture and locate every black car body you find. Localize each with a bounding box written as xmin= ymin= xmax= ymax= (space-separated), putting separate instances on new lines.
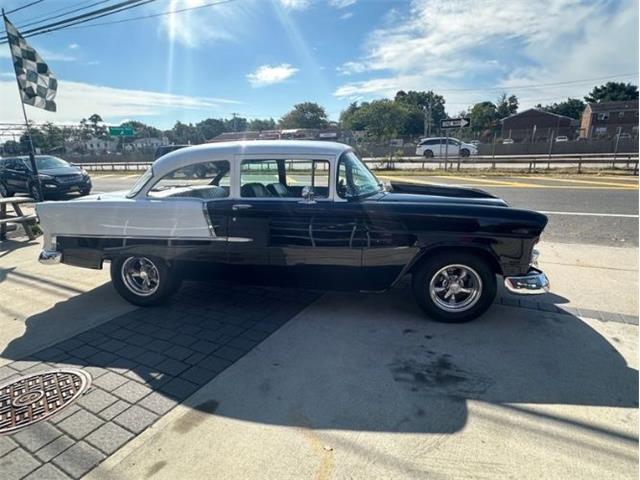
xmin=0 ymin=155 xmax=92 ymax=199
xmin=36 ymin=141 xmax=549 ymax=322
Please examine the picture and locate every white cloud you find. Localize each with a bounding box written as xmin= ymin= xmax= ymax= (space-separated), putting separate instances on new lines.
xmin=279 ymin=0 xmax=311 ymax=10
xmin=334 ymin=0 xmax=639 ymax=110
xmin=336 ymin=61 xmax=366 ymax=75
xmin=339 ymin=11 xmax=353 ymax=20
xmin=68 ymin=43 xmax=79 ymax=50
xmin=247 ymin=64 xmax=299 ymax=87
xmin=329 ymin=0 xmax=357 ymax=8
xmin=0 ymin=80 xmax=241 ymax=124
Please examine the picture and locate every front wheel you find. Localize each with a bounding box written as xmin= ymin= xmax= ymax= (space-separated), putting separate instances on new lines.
xmin=110 ymin=255 xmax=181 ymax=306
xmin=423 ymin=150 xmax=434 ymax=158
xmin=0 ymin=182 xmax=13 ymax=198
xmin=460 ymin=148 xmax=470 ymax=157
xmin=412 ymin=253 xmax=497 ymax=323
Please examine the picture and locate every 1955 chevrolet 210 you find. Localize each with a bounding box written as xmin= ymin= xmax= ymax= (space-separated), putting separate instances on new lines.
xmin=37 ymin=141 xmax=549 ymax=323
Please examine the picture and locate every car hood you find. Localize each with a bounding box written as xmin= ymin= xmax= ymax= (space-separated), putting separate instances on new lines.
xmin=386 ymin=181 xmax=507 ymax=206
xmin=39 ymin=166 xmax=83 ymax=176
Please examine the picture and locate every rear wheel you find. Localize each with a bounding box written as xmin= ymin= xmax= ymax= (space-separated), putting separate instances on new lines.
xmin=29 ymin=182 xmax=41 ymax=201
xmin=110 ymin=255 xmax=181 ymax=306
xmin=412 ymin=252 xmax=497 ymax=323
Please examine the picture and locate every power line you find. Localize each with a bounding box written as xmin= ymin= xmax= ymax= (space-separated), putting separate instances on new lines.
xmin=63 ymin=0 xmax=237 ymax=31
xmin=15 ymin=0 xmax=113 ymax=31
xmin=4 ymin=0 xmax=44 ymax=15
xmin=1 ymin=0 xmax=237 ymax=42
xmin=0 ymin=0 xmax=154 ymax=42
xmin=427 ymin=73 xmax=639 ymax=94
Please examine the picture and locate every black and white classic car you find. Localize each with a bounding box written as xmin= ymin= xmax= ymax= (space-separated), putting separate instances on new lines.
xmin=37 ymin=141 xmax=549 ymax=322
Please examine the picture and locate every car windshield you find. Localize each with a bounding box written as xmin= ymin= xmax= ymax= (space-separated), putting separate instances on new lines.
xmin=337 ymin=151 xmax=381 ymax=199
xmin=127 ymin=167 xmax=154 ymax=198
xmin=35 ymin=156 xmax=69 ymax=170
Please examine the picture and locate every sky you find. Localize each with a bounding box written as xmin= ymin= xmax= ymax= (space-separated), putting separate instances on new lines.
xmin=0 ymin=0 xmax=638 ymax=130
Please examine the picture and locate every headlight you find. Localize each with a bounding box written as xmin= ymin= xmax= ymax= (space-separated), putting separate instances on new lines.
xmin=81 ymin=169 xmax=89 ymax=176
xmin=38 ymin=174 xmax=54 ymax=180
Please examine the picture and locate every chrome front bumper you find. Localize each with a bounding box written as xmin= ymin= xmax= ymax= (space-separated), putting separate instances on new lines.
xmin=504 ymin=267 xmax=550 ymax=295
xmin=38 ymin=249 xmax=62 ymax=265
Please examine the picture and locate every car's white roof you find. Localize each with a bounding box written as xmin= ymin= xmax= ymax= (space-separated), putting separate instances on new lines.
xmin=153 ymin=140 xmax=353 ymax=177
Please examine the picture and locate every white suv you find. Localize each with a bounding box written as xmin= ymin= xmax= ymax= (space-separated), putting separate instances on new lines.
xmin=416 ymin=137 xmax=478 ymax=158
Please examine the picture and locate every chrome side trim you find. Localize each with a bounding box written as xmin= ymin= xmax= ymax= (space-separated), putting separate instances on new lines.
xmin=504 ymin=267 xmax=550 ymax=295
xmin=38 ymin=249 xmax=62 ymax=265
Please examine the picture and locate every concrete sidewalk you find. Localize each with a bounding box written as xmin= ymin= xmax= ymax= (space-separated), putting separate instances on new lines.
xmin=0 ymin=238 xmax=637 ymax=479
xmin=91 ymin=288 xmax=638 ymax=480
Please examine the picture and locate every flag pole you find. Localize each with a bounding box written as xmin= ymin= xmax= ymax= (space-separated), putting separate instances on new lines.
xmin=2 ymin=9 xmax=43 ymax=201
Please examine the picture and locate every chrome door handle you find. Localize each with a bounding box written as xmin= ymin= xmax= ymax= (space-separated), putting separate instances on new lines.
xmin=232 ymin=204 xmax=252 ymax=211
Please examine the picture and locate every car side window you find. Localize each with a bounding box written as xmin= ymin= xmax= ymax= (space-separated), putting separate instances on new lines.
xmin=148 ymin=161 xmax=230 ymax=199
xmin=240 ymin=159 xmax=329 ymax=199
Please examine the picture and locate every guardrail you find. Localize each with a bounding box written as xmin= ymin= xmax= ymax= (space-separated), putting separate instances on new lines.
xmin=76 ymin=152 xmax=639 ymax=175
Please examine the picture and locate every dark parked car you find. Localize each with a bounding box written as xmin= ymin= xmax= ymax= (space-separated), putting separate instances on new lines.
xmin=37 ymin=141 xmax=549 ymax=323
xmin=0 ymin=155 xmax=92 ymax=199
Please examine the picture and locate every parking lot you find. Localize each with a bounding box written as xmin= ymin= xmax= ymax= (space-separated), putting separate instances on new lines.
xmin=0 ymin=173 xmax=637 ymax=479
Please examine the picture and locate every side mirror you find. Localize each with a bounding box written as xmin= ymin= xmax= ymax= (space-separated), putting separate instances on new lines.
xmin=301 ymin=186 xmax=315 ymax=204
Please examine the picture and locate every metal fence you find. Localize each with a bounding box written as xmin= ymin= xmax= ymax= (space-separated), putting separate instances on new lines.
xmin=76 ymin=152 xmax=639 ymax=175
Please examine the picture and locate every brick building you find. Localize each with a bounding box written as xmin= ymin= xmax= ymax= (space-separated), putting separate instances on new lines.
xmin=500 ymin=108 xmax=578 ymax=142
xmin=579 ymin=100 xmax=639 ymax=139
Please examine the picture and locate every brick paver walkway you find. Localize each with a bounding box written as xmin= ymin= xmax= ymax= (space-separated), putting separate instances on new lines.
xmin=0 ymin=282 xmax=318 ymax=479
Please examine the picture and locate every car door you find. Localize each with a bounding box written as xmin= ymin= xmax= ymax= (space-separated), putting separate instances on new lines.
xmin=447 ymin=138 xmax=460 ymax=156
xmin=227 ymin=155 xmax=362 ymax=289
xmin=5 ymin=159 xmax=28 ymax=192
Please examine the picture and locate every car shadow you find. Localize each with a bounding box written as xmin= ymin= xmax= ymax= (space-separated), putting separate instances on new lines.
xmin=1 ymin=281 xmax=637 ymax=439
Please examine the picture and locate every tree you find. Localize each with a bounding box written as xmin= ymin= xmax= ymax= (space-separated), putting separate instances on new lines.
xmin=119 ymin=120 xmax=162 ymax=140
xmin=339 ymin=102 xmax=367 ymax=131
xmin=166 ymin=121 xmax=201 ymax=145
xmin=196 ymin=118 xmax=225 ymax=140
xmin=537 ymin=98 xmax=585 ymax=119
xmin=223 ymin=116 xmax=248 ymax=133
xmin=88 ymin=113 xmax=107 ymax=138
xmin=469 ymin=101 xmax=498 ymax=136
xmin=279 ymin=102 xmax=329 ymax=129
xmin=495 ymin=93 xmax=518 ymax=118
xmin=248 ymin=118 xmax=276 ymax=131
xmin=394 ymin=90 xmax=446 ymax=135
xmin=584 ymin=82 xmax=638 ymax=103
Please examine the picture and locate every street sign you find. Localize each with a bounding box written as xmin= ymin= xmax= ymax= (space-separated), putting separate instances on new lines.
xmin=441 ymin=117 xmax=470 ymax=129
xmin=108 ymin=126 xmax=135 ymax=137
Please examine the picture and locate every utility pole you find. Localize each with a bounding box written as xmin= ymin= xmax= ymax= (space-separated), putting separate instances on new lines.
xmin=423 ymin=104 xmax=431 ymax=137
xmin=231 ymin=112 xmax=239 ymax=132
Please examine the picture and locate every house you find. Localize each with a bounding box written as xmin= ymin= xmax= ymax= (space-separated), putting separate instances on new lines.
xmin=500 ymin=108 xmax=578 ymax=142
xmin=579 ymin=100 xmax=639 ymax=139
xmin=65 ymin=136 xmax=118 ymax=153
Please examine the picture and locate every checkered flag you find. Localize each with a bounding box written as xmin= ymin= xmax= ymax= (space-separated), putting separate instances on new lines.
xmin=3 ymin=14 xmax=57 ymax=112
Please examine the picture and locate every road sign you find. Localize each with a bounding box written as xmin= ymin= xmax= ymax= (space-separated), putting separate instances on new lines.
xmin=108 ymin=126 xmax=134 ymax=137
xmin=441 ymin=117 xmax=470 ymax=129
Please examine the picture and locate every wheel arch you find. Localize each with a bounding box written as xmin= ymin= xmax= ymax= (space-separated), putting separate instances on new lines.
xmin=407 ymin=245 xmax=503 ymax=277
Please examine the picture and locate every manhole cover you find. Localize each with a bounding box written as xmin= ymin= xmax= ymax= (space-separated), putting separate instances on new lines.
xmin=0 ymin=369 xmax=91 ymax=435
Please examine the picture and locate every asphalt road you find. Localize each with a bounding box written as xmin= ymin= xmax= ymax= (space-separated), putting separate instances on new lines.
xmin=86 ymin=172 xmax=639 ymax=248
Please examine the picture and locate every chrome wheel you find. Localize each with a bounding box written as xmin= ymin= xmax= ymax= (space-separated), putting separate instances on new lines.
xmin=429 ymin=264 xmax=482 ymax=312
xmin=0 ymin=183 xmax=7 ymax=197
xmin=121 ymin=257 xmax=160 ymax=296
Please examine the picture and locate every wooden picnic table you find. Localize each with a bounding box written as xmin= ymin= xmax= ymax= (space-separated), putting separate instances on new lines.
xmin=0 ymin=197 xmax=37 ymax=240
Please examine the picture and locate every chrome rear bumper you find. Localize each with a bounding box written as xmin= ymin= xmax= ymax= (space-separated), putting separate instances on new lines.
xmin=39 ymin=249 xmax=62 ymax=265
xmin=504 ymin=267 xmax=550 ymax=295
